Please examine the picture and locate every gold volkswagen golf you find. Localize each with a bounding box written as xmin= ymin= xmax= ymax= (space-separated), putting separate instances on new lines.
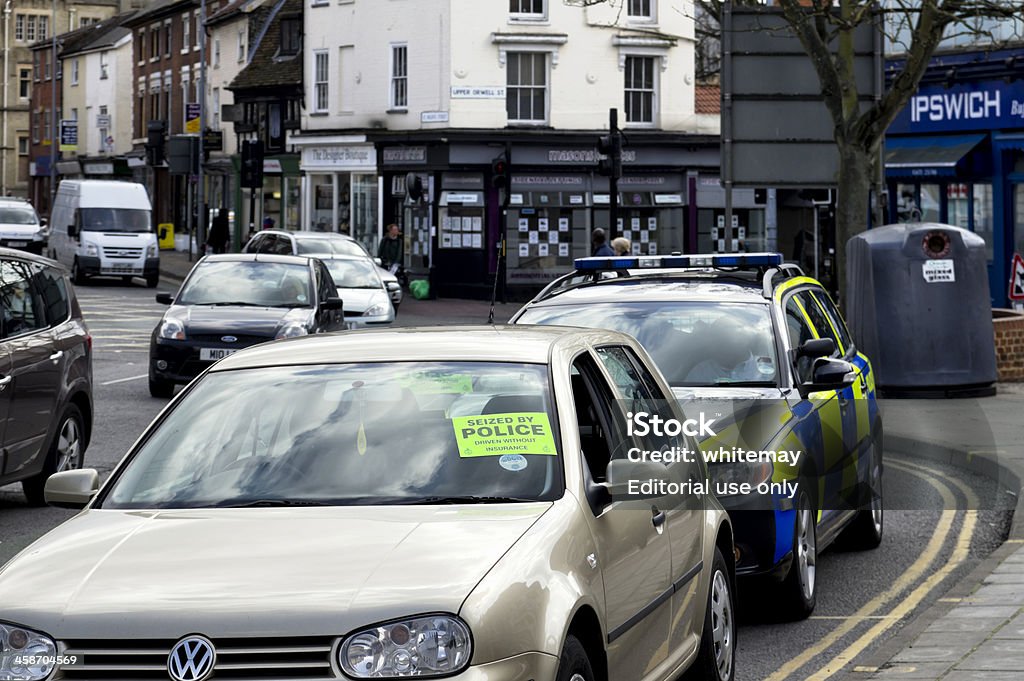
xmin=0 ymin=326 xmax=735 ymax=681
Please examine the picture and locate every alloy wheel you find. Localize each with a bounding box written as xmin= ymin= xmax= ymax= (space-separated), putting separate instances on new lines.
xmin=54 ymin=416 xmax=82 ymax=472
xmin=796 ymin=496 xmax=817 ymax=602
xmin=711 ymin=569 xmax=734 ymax=680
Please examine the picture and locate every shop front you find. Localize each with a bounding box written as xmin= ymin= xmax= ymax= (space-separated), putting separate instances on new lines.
xmin=375 ymin=132 xmax=718 ymax=298
xmin=885 ymin=48 xmax=1024 ymax=306
xmin=293 ymin=135 xmax=379 ymax=253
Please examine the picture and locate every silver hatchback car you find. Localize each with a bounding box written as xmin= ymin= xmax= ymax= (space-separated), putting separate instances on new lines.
xmin=2 ymin=326 xmax=735 ymax=681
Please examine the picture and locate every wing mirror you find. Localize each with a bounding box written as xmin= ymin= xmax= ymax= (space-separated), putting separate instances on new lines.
xmin=373 ymin=257 xmax=383 ymax=266
xmin=45 ymin=469 xmax=100 ymax=509
xmin=796 ymin=338 xmax=835 ymax=359
xmin=801 ymin=357 xmax=856 ymax=396
xmin=321 ymin=297 xmax=344 ymax=311
xmin=155 ymin=292 xmax=174 ymax=305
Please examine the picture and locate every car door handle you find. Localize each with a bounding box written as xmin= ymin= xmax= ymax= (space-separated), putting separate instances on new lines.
xmin=0 ymin=375 xmax=10 ymax=389
xmin=651 ymin=507 xmax=666 ymax=528
xmin=49 ymin=350 xmax=63 ymax=363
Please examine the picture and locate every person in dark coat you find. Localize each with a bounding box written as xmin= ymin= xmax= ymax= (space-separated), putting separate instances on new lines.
xmin=592 ymin=228 xmax=614 ymax=256
xmin=207 ymin=209 xmax=230 ymax=254
xmin=378 ymin=223 xmax=403 ymax=268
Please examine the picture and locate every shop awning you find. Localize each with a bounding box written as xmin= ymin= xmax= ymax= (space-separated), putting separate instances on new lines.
xmin=885 ymin=134 xmax=985 ymax=178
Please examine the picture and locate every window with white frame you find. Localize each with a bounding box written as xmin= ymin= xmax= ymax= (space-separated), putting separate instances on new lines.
xmin=71 ymin=59 xmax=79 ymax=86
xmin=182 ymin=13 xmax=190 ymax=52
xmin=192 ymin=11 xmax=200 ymax=49
xmin=18 ymin=136 xmax=28 ymax=156
xmin=212 ymin=87 xmax=220 ymax=127
xmin=99 ymin=52 xmax=108 ymax=79
xmin=38 ymin=16 xmax=48 ymax=40
xmin=506 ymin=52 xmax=547 ymax=123
xmin=98 ymin=105 xmax=109 ymax=152
xmin=313 ymin=50 xmax=328 ymax=112
xmin=213 ymin=37 xmax=220 ymax=68
xmin=390 ymin=44 xmax=407 ymax=110
xmin=509 ymin=0 xmax=545 ymax=19
xmin=26 ymin=15 xmax=36 ymax=42
xmin=14 ymin=15 xmax=23 ymax=41
xmin=627 ymin=0 xmax=654 ymax=20
xmin=624 ymin=56 xmax=655 ymax=124
xmin=237 ymin=27 xmax=246 ymax=62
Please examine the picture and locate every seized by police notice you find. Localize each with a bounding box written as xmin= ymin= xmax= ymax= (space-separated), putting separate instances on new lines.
xmin=453 ymin=412 xmax=557 ymax=458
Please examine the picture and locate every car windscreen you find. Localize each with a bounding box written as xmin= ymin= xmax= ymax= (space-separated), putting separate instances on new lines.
xmin=295 ymin=237 xmax=367 ymax=256
xmin=80 ymin=207 xmax=151 ymax=233
xmin=0 ymin=206 xmax=38 ymax=225
xmin=518 ymin=301 xmax=779 ymax=387
xmin=177 ymin=261 xmax=313 ymax=308
xmin=323 ymin=259 xmax=381 ymax=289
xmin=100 ymin=362 xmax=562 ymax=508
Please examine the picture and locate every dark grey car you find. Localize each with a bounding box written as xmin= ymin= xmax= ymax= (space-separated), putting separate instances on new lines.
xmin=0 ymin=248 xmax=92 ymax=504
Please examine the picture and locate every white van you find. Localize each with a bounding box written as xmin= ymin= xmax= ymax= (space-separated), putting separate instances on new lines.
xmin=49 ymin=180 xmax=159 ymax=287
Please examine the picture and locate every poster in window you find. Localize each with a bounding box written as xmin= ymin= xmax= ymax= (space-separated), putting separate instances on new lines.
xmin=648 ymin=242 xmax=657 ymax=255
xmin=538 ymin=243 xmax=549 ymax=257
xmin=640 ymin=230 xmax=649 ymax=243
xmin=472 ymin=216 xmax=482 ymax=231
xmin=548 ymin=231 xmax=558 ymax=244
xmin=558 ymin=242 xmax=569 ymax=257
xmin=631 ymin=243 xmax=641 ymax=256
xmin=528 ymin=231 xmax=539 ymax=244
xmin=631 ymin=217 xmax=640 ymax=229
xmin=617 ymin=218 xmax=624 ymax=230
xmin=442 ymin=216 xmax=451 ymax=230
xmin=472 ymin=234 xmax=482 ymax=248
xmin=315 ymin=184 xmax=332 ymax=209
xmin=558 ymin=217 xmax=569 ymax=232
xmin=518 ymin=218 xmax=529 ymax=232
xmin=452 ymin=234 xmax=462 ymax=248
xmin=442 ymin=234 xmax=452 ymax=248
xmin=623 ymin=230 xmax=632 ymax=240
xmin=538 ymin=218 xmax=549 ymax=231
xmin=519 ymin=243 xmax=530 ymax=257
xmin=462 ymin=216 xmax=473 ymax=231
xmin=648 ymin=217 xmax=657 ymax=230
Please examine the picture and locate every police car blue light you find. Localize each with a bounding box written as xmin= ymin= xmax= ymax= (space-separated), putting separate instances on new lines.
xmin=573 ymin=252 xmax=783 ymax=270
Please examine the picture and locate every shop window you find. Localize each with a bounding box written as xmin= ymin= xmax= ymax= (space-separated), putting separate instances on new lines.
xmin=972 ymin=183 xmax=994 ymax=262
xmin=920 ymin=184 xmax=940 ymax=222
xmin=947 ymin=183 xmax=968 ymax=229
xmin=439 ymin=196 xmax=485 ymax=252
xmin=506 ymin=191 xmax=590 ymax=285
xmin=896 ymin=183 xmax=921 ymax=221
xmin=506 ymin=52 xmax=547 ymax=124
xmin=1014 ymin=184 xmax=1024 ymax=262
xmin=624 ymin=56 xmax=655 ymax=125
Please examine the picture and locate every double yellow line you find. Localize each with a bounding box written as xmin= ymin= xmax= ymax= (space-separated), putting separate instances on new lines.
xmin=765 ymin=459 xmax=979 ymax=681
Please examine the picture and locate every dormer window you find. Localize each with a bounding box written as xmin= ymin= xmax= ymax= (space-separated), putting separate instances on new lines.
xmin=280 ymin=18 xmax=301 ymax=57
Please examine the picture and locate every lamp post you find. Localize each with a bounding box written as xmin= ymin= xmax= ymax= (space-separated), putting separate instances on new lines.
xmin=49 ymin=0 xmax=57 ymax=209
xmin=196 ymin=0 xmax=206 ymax=249
xmin=2 ymin=0 xmax=12 ymax=196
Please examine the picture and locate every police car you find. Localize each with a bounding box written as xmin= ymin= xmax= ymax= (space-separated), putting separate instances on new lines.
xmin=511 ymin=252 xmax=882 ymax=619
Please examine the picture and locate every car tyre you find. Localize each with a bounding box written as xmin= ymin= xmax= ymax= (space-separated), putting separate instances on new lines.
xmin=684 ymin=546 xmax=735 ymax=681
xmin=555 ymin=635 xmax=594 ymax=681
xmin=149 ymin=374 xmax=175 ymax=398
xmin=22 ymin=403 xmax=85 ymax=506
xmin=145 ymin=273 xmax=159 ymax=288
xmin=779 ymin=486 xmax=817 ymax=620
xmin=841 ymin=427 xmax=884 ymax=550
xmin=72 ymin=258 xmax=87 ymax=285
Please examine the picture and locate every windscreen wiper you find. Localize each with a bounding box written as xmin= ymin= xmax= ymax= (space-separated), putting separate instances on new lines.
xmin=711 ymin=380 xmax=777 ymax=387
xmin=213 ymin=498 xmax=330 ymax=508
xmin=400 ymin=495 xmax=539 ymax=505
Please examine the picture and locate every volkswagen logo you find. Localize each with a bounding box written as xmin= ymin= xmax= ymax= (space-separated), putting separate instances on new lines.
xmin=167 ymin=636 xmax=216 ymax=681
xmin=221 ymin=336 xmax=238 ymax=343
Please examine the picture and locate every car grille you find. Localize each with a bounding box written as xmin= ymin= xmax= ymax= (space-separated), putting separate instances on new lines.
xmin=189 ymin=334 xmax=272 ymax=345
xmin=103 ymin=247 xmax=144 ymax=259
xmin=59 ymin=636 xmax=338 ymax=681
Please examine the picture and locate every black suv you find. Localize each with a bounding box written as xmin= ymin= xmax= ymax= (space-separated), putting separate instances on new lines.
xmin=0 ymin=248 xmax=93 ymax=503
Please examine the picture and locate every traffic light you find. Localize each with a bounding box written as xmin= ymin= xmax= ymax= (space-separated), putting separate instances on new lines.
xmin=146 ymin=120 xmax=166 ymax=166
xmin=405 ymin=172 xmax=424 ymax=202
xmin=491 ymin=154 xmax=508 ymax=190
xmin=597 ymin=132 xmax=622 ymax=179
xmin=240 ymin=139 xmax=264 ymax=189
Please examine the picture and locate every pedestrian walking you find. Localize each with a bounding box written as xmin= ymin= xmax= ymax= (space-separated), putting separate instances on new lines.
xmin=206 ymin=209 xmax=229 ymax=254
xmin=611 ymin=236 xmax=631 ymax=256
xmin=378 ymin=223 xmax=404 ymax=269
xmin=592 ymin=228 xmax=614 ymax=256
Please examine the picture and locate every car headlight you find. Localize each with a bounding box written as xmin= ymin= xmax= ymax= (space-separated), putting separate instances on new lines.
xmin=147 ymin=244 xmax=158 ymax=258
xmin=83 ymin=242 xmax=99 ymax=257
xmin=275 ymin=322 xmax=309 ymax=339
xmin=158 ymin=318 xmax=185 ymax=341
xmin=339 ymin=615 xmax=472 ymax=678
xmin=709 ymin=460 xmax=773 ymax=495
xmin=364 ymin=302 xmax=390 ymax=317
xmin=0 ymin=623 xmax=57 ymax=681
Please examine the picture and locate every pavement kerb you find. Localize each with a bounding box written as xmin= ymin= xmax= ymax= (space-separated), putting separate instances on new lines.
xmin=833 ymin=429 xmax=1024 ymax=680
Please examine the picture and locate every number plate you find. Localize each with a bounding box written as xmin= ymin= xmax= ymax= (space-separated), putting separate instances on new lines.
xmin=6 ymin=241 xmax=26 ymax=247
xmin=200 ymin=347 xmax=238 ymax=361
xmin=101 ymin=266 xmax=143 ymax=275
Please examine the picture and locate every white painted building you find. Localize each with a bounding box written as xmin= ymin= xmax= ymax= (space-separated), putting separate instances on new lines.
xmin=294 ymin=0 xmax=719 ymax=294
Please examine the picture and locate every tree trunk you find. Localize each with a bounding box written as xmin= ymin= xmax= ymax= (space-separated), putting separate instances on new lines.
xmin=835 ymin=142 xmax=875 ymax=309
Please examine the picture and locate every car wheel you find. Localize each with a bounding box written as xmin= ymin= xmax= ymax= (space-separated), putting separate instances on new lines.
xmin=841 ymin=428 xmax=884 ymax=550
xmin=555 ymin=635 xmax=594 ymax=681
xmin=22 ymin=403 xmax=85 ymax=506
xmin=684 ymin=547 xmax=735 ymax=681
xmin=149 ymin=374 xmax=175 ymax=398
xmin=145 ymin=273 xmax=159 ymax=288
xmin=779 ymin=487 xmax=817 ymax=619
xmin=72 ymin=258 xmax=87 ymax=285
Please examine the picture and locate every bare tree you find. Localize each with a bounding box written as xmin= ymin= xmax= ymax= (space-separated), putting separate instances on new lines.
xmin=569 ymin=0 xmax=1024 ymax=302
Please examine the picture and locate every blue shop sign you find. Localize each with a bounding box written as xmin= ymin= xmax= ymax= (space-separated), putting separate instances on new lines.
xmin=889 ymin=79 xmax=1024 ymax=135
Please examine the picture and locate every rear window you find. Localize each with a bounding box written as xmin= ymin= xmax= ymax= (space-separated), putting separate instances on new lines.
xmin=296 ymin=237 xmax=367 ymax=257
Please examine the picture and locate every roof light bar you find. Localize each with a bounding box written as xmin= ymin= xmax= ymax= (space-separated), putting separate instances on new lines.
xmin=573 ymin=252 xmax=783 ymax=271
